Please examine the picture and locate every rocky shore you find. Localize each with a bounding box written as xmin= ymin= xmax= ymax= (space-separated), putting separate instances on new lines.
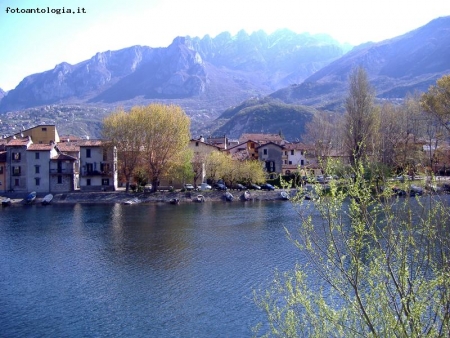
xmin=1 ymin=189 xmax=292 ymax=206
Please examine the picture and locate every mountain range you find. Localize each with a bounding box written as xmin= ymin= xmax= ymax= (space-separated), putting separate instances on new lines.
xmin=1 ymin=16 xmax=449 ymax=140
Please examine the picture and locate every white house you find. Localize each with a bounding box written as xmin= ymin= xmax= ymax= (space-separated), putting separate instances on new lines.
xmin=26 ymin=143 xmax=58 ymax=193
xmin=79 ymin=140 xmax=118 ymax=191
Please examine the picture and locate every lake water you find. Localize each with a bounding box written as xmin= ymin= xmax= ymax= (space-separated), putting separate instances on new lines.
xmin=0 ymin=200 xmax=305 ymax=337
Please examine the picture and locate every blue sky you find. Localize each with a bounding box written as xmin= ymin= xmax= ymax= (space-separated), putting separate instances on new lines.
xmin=1 ymin=0 xmax=449 ymax=91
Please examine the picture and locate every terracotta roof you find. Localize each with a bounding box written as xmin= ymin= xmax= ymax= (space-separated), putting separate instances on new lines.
xmin=256 ymin=141 xmax=284 ymax=149
xmin=51 ymin=153 xmax=77 ymax=161
xmin=239 ymin=133 xmax=283 ymax=144
xmin=59 ymin=135 xmax=83 ymax=142
xmin=283 ymin=143 xmax=314 ymax=151
xmin=77 ymin=139 xmax=104 ymax=147
xmin=28 ymin=143 xmax=55 ymax=151
xmin=7 ymin=137 xmax=31 ymax=146
xmin=57 ymin=142 xmax=80 ymax=152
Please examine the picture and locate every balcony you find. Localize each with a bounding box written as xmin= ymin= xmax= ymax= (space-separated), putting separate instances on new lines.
xmin=50 ymin=168 xmax=74 ymax=175
xmin=80 ymin=170 xmax=113 ymax=177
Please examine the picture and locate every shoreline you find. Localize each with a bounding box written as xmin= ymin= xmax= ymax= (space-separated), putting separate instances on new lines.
xmin=0 ymin=189 xmax=291 ymax=206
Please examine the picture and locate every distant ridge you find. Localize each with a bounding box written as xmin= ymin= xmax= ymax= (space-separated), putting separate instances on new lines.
xmin=0 ymin=30 xmax=347 ymax=113
xmin=270 ymin=16 xmax=450 ymax=110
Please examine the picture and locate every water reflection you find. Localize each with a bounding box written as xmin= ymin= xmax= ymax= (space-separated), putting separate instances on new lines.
xmin=0 ymin=201 xmax=302 ymax=337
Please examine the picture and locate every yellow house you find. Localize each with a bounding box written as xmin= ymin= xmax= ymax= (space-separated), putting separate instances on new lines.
xmin=5 ymin=125 xmax=60 ymax=144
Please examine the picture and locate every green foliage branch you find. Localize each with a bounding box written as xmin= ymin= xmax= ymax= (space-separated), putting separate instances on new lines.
xmin=255 ymin=161 xmax=450 ymax=337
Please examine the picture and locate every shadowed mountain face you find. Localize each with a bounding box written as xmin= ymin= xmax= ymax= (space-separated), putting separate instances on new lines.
xmin=270 ymin=16 xmax=450 ymax=109
xmin=0 ymin=31 xmax=347 ymax=113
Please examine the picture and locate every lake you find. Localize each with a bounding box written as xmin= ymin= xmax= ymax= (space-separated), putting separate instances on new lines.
xmin=0 ymin=200 xmax=305 ymax=337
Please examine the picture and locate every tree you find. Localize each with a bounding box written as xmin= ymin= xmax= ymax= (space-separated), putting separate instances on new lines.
xmin=344 ymin=67 xmax=377 ymax=167
xmin=102 ymin=104 xmax=191 ymax=192
xmin=421 ymin=75 xmax=450 ymax=133
xmin=303 ymin=111 xmax=342 ymax=160
xmin=138 ymin=104 xmax=191 ymax=192
xmin=102 ymin=108 xmax=144 ymax=192
xmin=255 ymin=162 xmax=450 ymax=336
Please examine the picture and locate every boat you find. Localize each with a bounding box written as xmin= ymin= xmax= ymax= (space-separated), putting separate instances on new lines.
xmin=25 ymin=191 xmax=36 ymax=204
xmin=280 ymin=191 xmax=290 ymax=200
xmin=1 ymin=197 xmax=11 ymax=206
xmin=242 ymin=190 xmax=251 ymax=201
xmin=224 ymin=191 xmax=234 ymax=201
xmin=41 ymin=194 xmax=53 ymax=205
xmin=195 ymin=195 xmax=205 ymax=202
xmin=169 ymin=198 xmax=180 ymax=205
xmin=122 ymin=197 xmax=140 ymax=205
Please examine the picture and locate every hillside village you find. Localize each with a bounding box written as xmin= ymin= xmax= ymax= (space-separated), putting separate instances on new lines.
xmin=1 ymin=121 xmax=449 ymax=195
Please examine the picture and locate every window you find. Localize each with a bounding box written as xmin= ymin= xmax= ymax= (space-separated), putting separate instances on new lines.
xmin=13 ymin=166 xmax=21 ymax=175
xmin=263 ymin=149 xmax=267 ymax=155
xmin=35 ymin=178 xmax=40 ymax=186
xmin=13 ymin=152 xmax=21 ymax=161
xmin=86 ymin=179 xmax=91 ymax=186
xmin=101 ymin=163 xmax=110 ymax=173
xmin=301 ymin=151 xmax=304 ymax=155
xmin=35 ymin=165 xmax=40 ymax=174
xmin=86 ymin=149 xmax=91 ymax=158
xmin=291 ymin=150 xmax=294 ymax=155
xmin=0 ymin=166 xmax=3 ymax=174
xmin=301 ymin=160 xmax=304 ymax=166
xmin=86 ymin=163 xmax=93 ymax=173
xmin=195 ymin=142 xmax=199 ymax=147
xmin=41 ymin=127 xmax=47 ymax=131
xmin=103 ymin=148 xmax=108 ymax=161
xmin=284 ymin=160 xmax=287 ymax=164
xmin=102 ymin=179 xmax=109 ymax=186
xmin=58 ymin=175 xmax=63 ymax=184
xmin=35 ymin=152 xmax=40 ymax=160
xmin=289 ymin=161 xmax=292 ymax=165
xmin=284 ymin=151 xmax=288 ymax=156
xmin=14 ymin=178 xmax=19 ymax=186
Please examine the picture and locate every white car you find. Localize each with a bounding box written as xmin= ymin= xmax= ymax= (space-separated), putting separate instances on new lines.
xmin=199 ymin=183 xmax=212 ymax=191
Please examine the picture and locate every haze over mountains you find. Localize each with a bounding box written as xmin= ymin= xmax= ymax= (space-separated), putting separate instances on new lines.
xmin=0 ymin=16 xmax=449 ymax=140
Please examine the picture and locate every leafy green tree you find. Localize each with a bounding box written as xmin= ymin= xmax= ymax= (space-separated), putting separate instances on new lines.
xmin=421 ymin=75 xmax=450 ymax=133
xmin=102 ymin=108 xmax=144 ymax=192
xmin=255 ymin=162 xmax=450 ymax=337
xmin=102 ymin=104 xmax=191 ymax=192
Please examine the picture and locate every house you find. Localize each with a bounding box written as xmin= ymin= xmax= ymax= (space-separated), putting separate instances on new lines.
xmin=0 ymin=151 xmax=6 ymax=193
xmin=79 ymin=140 xmax=117 ymax=191
xmin=5 ymin=136 xmax=33 ymax=192
xmin=257 ymin=142 xmax=284 ymax=174
xmin=188 ymin=138 xmax=221 ymax=186
xmin=225 ymin=140 xmax=259 ymax=161
xmin=239 ymin=133 xmax=284 ymax=146
xmin=205 ymin=135 xmax=229 ymax=150
xmin=49 ymin=153 xmax=78 ymax=192
xmin=5 ymin=124 xmax=60 ymax=144
xmin=26 ymin=143 xmax=58 ymax=193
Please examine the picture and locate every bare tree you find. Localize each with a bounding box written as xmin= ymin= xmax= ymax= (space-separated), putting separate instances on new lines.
xmin=343 ymin=67 xmax=377 ymax=167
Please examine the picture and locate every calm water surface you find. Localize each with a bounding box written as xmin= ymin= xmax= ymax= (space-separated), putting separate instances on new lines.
xmin=0 ymin=201 xmax=304 ymax=337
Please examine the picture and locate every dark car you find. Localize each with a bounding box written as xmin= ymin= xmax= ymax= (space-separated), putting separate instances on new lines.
xmin=215 ymin=183 xmax=227 ymax=191
xmin=233 ymin=183 xmax=246 ymax=191
xmin=260 ymin=183 xmax=275 ymax=191
xmin=248 ymin=183 xmax=261 ymax=190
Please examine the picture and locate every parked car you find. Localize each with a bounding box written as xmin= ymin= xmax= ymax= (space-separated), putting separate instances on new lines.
xmin=260 ymin=183 xmax=275 ymax=191
xmin=215 ymin=183 xmax=227 ymax=191
xmin=199 ymin=183 xmax=212 ymax=191
xmin=184 ymin=184 xmax=195 ymax=191
xmin=248 ymin=183 xmax=261 ymax=190
xmin=233 ymin=183 xmax=246 ymax=191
